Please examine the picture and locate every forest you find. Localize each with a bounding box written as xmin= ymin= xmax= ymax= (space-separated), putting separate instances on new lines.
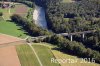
xmin=40 ymin=0 xmax=100 ymax=33
xmin=34 ymin=0 xmax=100 ymax=64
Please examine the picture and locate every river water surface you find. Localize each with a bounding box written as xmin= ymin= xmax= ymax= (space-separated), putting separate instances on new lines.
xmin=33 ymin=5 xmax=47 ymax=29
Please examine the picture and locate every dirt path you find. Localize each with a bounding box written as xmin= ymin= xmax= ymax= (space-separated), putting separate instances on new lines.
xmin=27 ymin=43 xmax=43 ymax=66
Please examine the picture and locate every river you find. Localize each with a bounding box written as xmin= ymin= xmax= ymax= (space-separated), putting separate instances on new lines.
xmin=33 ymin=5 xmax=48 ymax=29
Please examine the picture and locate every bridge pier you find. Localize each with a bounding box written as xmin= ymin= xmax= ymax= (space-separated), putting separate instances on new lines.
xmin=82 ymin=33 xmax=85 ymax=41
xmin=70 ymin=35 xmax=73 ymax=41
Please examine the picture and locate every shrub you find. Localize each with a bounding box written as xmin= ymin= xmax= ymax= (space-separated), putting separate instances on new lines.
xmin=0 ymin=12 xmax=3 ymax=16
xmin=11 ymin=14 xmax=51 ymax=36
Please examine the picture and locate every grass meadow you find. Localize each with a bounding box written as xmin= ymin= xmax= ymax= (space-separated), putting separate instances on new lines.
xmin=52 ymin=50 xmax=100 ymax=66
xmin=32 ymin=44 xmax=60 ymax=66
xmin=16 ymin=43 xmax=60 ymax=66
xmin=0 ymin=20 xmax=29 ymax=38
xmin=16 ymin=44 xmax=40 ymax=66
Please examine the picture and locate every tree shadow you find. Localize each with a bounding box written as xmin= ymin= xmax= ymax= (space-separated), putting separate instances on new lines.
xmin=51 ymin=47 xmax=87 ymax=59
xmin=6 ymin=20 xmax=32 ymax=36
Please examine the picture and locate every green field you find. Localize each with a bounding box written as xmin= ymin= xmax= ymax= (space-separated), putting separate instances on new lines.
xmin=16 ymin=43 xmax=100 ymax=66
xmin=62 ymin=0 xmax=74 ymax=3
xmin=0 ymin=20 xmax=29 ymax=38
xmin=0 ymin=8 xmax=15 ymax=20
xmin=0 ymin=7 xmax=15 ymax=13
xmin=32 ymin=44 xmax=60 ymax=66
xmin=16 ymin=44 xmax=40 ymax=66
xmin=16 ymin=44 xmax=60 ymax=66
xmin=0 ymin=2 xmax=31 ymax=20
xmin=0 ymin=5 xmax=15 ymax=20
xmin=52 ymin=50 xmax=100 ymax=66
xmin=32 ymin=43 xmax=100 ymax=66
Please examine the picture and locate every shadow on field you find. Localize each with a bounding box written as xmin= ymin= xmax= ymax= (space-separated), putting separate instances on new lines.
xmin=6 ymin=20 xmax=31 ymax=36
xmin=52 ymin=47 xmax=79 ymax=58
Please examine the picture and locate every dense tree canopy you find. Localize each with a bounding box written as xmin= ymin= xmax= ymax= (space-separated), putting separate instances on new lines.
xmin=11 ymin=14 xmax=51 ymax=36
xmin=39 ymin=0 xmax=100 ymax=33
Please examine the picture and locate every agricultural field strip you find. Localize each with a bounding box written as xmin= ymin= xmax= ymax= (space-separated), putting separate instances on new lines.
xmin=16 ymin=44 xmax=41 ymax=66
xmin=0 ymin=46 xmax=21 ymax=66
xmin=0 ymin=41 xmax=25 ymax=48
xmin=32 ymin=44 xmax=60 ymax=66
xmin=27 ymin=43 xmax=43 ymax=66
xmin=0 ymin=33 xmax=24 ymax=40
xmin=0 ymin=33 xmax=26 ymax=48
xmin=0 ymin=20 xmax=29 ymax=38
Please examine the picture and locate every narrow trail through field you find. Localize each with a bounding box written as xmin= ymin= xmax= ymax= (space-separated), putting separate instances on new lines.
xmin=27 ymin=43 xmax=43 ymax=66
